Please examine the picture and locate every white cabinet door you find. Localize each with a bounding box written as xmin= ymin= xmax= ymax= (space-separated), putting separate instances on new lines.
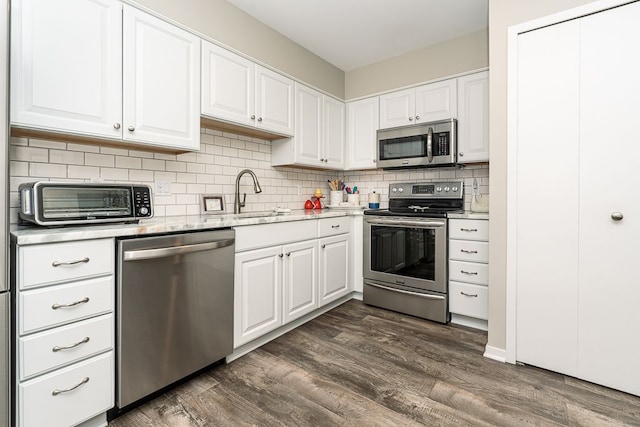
xmin=256 ymin=66 xmax=294 ymax=136
xmin=201 ymin=41 xmax=255 ymax=128
xmin=323 ymin=96 xmax=345 ymax=169
xmin=414 ymin=79 xmax=457 ymax=123
xmin=123 ymin=5 xmax=200 ymax=150
xmin=294 ymin=83 xmax=322 ymax=166
xmin=283 ymin=240 xmax=318 ymax=323
xmin=577 ymin=2 xmax=640 ymax=396
xmin=10 ymin=0 xmax=122 ymax=139
xmin=318 ymin=234 xmax=349 ymax=306
xmin=457 ymin=72 xmax=489 ymax=163
xmin=234 ymin=246 xmax=282 ymax=347
xmin=515 ymin=18 xmax=581 ymax=377
xmin=379 ymin=88 xmax=414 ymax=129
xmin=346 ymin=97 xmax=379 ymax=170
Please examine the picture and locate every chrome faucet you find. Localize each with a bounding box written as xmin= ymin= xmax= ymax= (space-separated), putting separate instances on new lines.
xmin=234 ymin=169 xmax=262 ymax=214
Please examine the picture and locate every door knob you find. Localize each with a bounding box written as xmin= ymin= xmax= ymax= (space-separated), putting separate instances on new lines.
xmin=611 ymin=212 xmax=624 ymax=221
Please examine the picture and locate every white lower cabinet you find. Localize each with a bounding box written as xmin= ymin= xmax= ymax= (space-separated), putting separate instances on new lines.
xmin=448 ymin=218 xmax=489 ymax=330
xmin=234 ymin=217 xmax=351 ymax=348
xmin=14 ymin=238 xmax=115 ymax=427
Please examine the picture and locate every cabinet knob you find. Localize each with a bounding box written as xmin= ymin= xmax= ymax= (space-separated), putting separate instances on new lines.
xmin=113 ymin=123 xmax=121 ymax=130
xmin=286 ymin=252 xmax=291 ymax=257
xmin=251 ymin=115 xmax=255 ymax=120
xmin=408 ymin=117 xmax=413 ymax=121
xmin=279 ymin=253 xmax=284 ymax=258
xmin=320 ymin=158 xmax=324 ymax=162
xmin=128 ymin=125 xmax=135 ymax=132
xmin=321 ymin=244 xmax=326 ymax=249
xmin=257 ymin=117 xmax=263 ymax=122
xmin=324 ymin=159 xmax=328 ymax=163
xmin=415 ymin=115 xmax=420 ymax=121
xmin=459 ymin=152 xmax=464 ymax=157
xmin=611 ymin=212 xmax=624 ymax=221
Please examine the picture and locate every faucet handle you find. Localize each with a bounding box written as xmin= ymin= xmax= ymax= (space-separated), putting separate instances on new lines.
xmin=240 ymin=193 xmax=247 ymax=208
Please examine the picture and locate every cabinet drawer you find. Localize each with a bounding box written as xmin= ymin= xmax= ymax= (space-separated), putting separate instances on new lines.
xmin=449 ymin=281 xmax=488 ymax=320
xmin=318 ymin=216 xmax=350 ymax=237
xmin=19 ymin=276 xmax=113 ymax=335
xmin=19 ymin=239 xmax=114 ymax=289
xmin=19 ymin=314 xmax=113 ymax=381
xmin=235 ymin=220 xmax=317 ymax=252
xmin=448 ymin=219 xmax=489 ymax=241
xmin=18 ymin=352 xmax=114 ymax=427
xmin=449 ymin=240 xmax=489 ymax=263
xmin=449 ymin=260 xmax=488 ymax=285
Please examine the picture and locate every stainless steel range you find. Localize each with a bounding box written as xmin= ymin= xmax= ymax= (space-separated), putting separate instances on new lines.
xmin=363 ymin=181 xmax=464 ymax=323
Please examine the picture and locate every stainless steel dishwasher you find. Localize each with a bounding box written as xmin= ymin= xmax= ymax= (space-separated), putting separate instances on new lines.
xmin=115 ymin=229 xmax=234 ymax=411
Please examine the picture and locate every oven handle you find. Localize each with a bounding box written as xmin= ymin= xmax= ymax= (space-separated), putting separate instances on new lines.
xmin=364 ymin=280 xmax=446 ymax=301
xmin=123 ymin=239 xmax=234 ymax=261
xmin=365 ymin=217 xmax=445 ymax=228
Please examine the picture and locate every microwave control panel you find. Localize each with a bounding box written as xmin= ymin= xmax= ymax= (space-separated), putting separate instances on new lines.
xmin=133 ymin=186 xmax=153 ymax=217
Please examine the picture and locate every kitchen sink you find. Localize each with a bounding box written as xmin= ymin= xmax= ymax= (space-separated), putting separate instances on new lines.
xmin=232 ymin=211 xmax=282 ymax=219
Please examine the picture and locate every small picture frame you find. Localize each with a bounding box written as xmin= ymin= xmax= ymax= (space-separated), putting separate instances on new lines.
xmin=200 ymin=194 xmax=225 ymax=215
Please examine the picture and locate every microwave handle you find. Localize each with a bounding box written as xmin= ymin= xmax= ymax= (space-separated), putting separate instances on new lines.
xmin=426 ymin=127 xmax=433 ymax=163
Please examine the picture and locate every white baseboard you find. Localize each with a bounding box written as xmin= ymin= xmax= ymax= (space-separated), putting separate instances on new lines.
xmin=483 ymin=345 xmax=507 ymax=363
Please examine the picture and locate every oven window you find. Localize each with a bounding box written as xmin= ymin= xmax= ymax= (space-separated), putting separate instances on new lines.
xmin=370 ymin=225 xmax=436 ymax=281
xmin=379 ymin=134 xmax=427 ymax=161
xmin=41 ymin=187 xmax=133 ymax=219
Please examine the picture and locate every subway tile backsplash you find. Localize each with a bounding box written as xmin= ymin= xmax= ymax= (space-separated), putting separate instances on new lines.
xmin=8 ymin=128 xmax=489 ymax=223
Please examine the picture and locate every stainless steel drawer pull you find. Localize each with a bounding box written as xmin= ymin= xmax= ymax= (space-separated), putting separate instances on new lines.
xmin=460 ymin=249 xmax=478 ymax=254
xmin=52 ymin=377 xmax=90 ymax=396
xmin=52 ymin=337 xmax=90 ymax=352
xmin=51 ymin=297 xmax=90 ymax=310
xmin=461 ymin=291 xmax=478 ymax=297
xmin=460 ymin=228 xmax=478 ymax=232
xmin=331 ymin=225 xmax=340 ymax=228
xmin=460 ymin=270 xmax=478 ymax=275
xmin=51 ymin=257 xmax=90 ymax=267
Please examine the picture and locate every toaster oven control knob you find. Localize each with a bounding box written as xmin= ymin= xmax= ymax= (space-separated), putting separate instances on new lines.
xmin=139 ymin=206 xmax=149 ymax=216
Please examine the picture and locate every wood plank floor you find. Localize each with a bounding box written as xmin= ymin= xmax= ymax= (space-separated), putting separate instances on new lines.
xmin=108 ymin=300 xmax=640 ymax=426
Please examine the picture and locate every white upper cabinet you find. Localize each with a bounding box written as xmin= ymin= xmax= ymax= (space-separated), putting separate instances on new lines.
xmin=11 ymin=0 xmax=200 ymax=151
xmin=201 ymin=41 xmax=255 ymax=128
xmin=456 ymin=71 xmax=489 ymax=163
xmin=123 ymin=5 xmax=200 ymax=150
xmin=379 ymin=79 xmax=457 ymax=129
xmin=202 ymin=41 xmax=294 ymax=137
xmin=346 ymin=96 xmax=379 ymax=170
xmin=271 ymin=83 xmax=344 ymax=169
xmin=11 ymin=0 xmax=122 ymax=139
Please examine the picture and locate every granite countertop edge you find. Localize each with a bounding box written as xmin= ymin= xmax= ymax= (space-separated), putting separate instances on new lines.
xmin=11 ymin=209 xmax=364 ymax=245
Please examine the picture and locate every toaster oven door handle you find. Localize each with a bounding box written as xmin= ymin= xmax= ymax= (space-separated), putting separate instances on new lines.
xmin=364 ymin=280 xmax=445 ymax=300
xmin=365 ymin=217 xmax=445 ymax=228
xmin=426 ymin=126 xmax=433 ymax=163
xmin=123 ymin=239 xmax=234 ymax=261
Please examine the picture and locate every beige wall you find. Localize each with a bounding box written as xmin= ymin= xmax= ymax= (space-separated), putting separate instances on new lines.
xmin=345 ymin=29 xmax=488 ymax=100
xmin=131 ymin=0 xmax=345 ymax=98
xmin=487 ymin=0 xmax=598 ymax=352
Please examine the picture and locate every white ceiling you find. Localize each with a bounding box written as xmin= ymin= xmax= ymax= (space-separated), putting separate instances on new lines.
xmin=225 ymin=0 xmax=489 ymax=71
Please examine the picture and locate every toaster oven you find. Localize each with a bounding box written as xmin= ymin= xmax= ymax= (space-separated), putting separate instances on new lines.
xmin=18 ymin=182 xmax=153 ymax=226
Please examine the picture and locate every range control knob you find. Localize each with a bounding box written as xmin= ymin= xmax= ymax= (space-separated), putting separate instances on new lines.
xmin=436 ymin=186 xmax=442 ymax=192
xmin=392 ymin=187 xmax=397 ymax=193
xmin=444 ymin=186 xmax=450 ymax=192
xmin=452 ymin=186 xmax=459 ymax=192
xmin=398 ymin=187 xmax=404 ymax=193
xmin=139 ymin=207 xmax=149 ymax=216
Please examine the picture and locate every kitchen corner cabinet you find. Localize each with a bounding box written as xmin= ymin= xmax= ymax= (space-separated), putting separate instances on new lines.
xmin=448 ymin=219 xmax=489 ymax=331
xmin=379 ymin=79 xmax=457 ymax=129
xmin=456 ymin=71 xmax=489 ymax=163
xmin=14 ymin=238 xmax=115 ymax=427
xmin=11 ymin=0 xmax=200 ymax=151
xmin=345 ymin=97 xmax=379 ymax=170
xmin=201 ymin=41 xmax=295 ymax=137
xmin=271 ymin=83 xmax=345 ymax=169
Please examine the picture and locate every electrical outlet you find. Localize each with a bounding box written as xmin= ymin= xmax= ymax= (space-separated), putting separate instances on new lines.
xmin=155 ymin=181 xmax=171 ymax=195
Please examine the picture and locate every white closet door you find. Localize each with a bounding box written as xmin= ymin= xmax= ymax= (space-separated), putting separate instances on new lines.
xmin=515 ymin=20 xmax=580 ymax=376
xmin=578 ymin=1 xmax=640 ymax=396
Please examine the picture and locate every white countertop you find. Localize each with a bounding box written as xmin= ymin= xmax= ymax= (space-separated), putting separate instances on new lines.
xmin=11 ymin=209 xmax=364 ymax=245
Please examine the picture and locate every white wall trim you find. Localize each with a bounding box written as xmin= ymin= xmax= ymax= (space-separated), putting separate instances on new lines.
xmin=505 ymin=0 xmax=636 ymax=366
xmin=483 ymin=345 xmax=507 ymax=363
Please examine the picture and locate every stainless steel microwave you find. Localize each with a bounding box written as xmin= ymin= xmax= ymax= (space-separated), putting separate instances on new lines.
xmin=376 ymin=118 xmax=457 ymax=169
xmin=18 ymin=182 xmax=153 ymax=226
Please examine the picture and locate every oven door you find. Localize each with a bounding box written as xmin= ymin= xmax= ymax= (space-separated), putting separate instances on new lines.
xmin=364 ymin=216 xmax=447 ymax=293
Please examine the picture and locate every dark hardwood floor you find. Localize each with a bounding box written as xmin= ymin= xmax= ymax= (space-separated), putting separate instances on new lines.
xmin=109 ymin=300 xmax=640 ymax=426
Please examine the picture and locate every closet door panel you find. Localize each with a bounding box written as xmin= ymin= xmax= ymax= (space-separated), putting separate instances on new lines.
xmin=578 ymin=1 xmax=640 ymax=396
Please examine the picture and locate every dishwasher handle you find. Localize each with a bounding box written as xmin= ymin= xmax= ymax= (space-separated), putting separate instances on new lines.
xmin=123 ymin=238 xmax=234 ymax=261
